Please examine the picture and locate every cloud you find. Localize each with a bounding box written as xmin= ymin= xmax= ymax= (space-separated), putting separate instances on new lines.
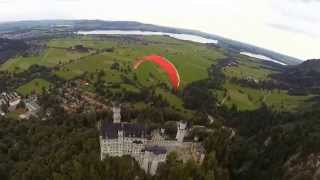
xmin=0 ymin=0 xmax=11 ymax=3
xmin=268 ymin=23 xmax=318 ymax=37
xmin=268 ymin=0 xmax=320 ymax=37
xmin=54 ymin=0 xmax=82 ymax=2
xmin=293 ymin=0 xmax=320 ymax=3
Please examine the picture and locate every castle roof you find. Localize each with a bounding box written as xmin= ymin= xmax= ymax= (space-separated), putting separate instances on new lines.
xmin=102 ymin=122 xmax=150 ymax=139
xmin=144 ymin=146 xmax=167 ymax=155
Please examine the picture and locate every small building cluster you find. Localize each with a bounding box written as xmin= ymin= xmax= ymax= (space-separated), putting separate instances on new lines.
xmin=0 ymin=92 xmax=21 ymax=116
xmin=0 ymin=91 xmax=40 ymax=120
xmin=19 ymin=97 xmax=41 ymax=120
xmin=244 ymin=76 xmax=259 ymax=83
xmin=100 ymin=104 xmax=205 ymax=175
xmin=58 ymin=83 xmax=108 ymax=113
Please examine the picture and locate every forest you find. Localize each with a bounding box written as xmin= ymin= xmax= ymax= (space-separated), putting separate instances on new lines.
xmin=0 ymin=38 xmax=29 ymax=64
xmin=1 ymin=95 xmax=320 ymax=180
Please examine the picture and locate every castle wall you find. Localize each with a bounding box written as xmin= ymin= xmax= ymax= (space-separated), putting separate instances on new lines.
xmin=141 ymin=151 xmax=167 ymax=175
xmin=100 ymin=136 xmax=147 ymax=158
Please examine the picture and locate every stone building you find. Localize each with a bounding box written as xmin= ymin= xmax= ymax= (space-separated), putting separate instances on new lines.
xmin=100 ymin=104 xmax=205 ymax=175
xmin=0 ymin=92 xmax=21 ymax=113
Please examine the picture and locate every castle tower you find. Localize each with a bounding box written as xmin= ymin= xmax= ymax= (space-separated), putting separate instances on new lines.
xmin=176 ymin=121 xmax=187 ymax=143
xmin=112 ymin=103 xmax=121 ymax=123
xmin=117 ymin=130 xmax=124 ymax=156
xmin=99 ymin=135 xmax=105 ymax=160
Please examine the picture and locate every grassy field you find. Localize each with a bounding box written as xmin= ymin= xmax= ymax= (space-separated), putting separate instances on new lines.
xmin=54 ymin=53 xmax=121 ymax=80
xmin=47 ymin=35 xmax=226 ymax=112
xmin=48 ymin=36 xmax=119 ymax=49
xmin=0 ymin=48 xmax=91 ymax=72
xmin=221 ymin=82 xmax=265 ymax=111
xmin=48 ymin=35 xmax=227 ymax=115
xmin=265 ymin=90 xmax=316 ymax=111
xmin=223 ymin=56 xmax=276 ymax=80
xmin=1 ymin=35 xmax=225 ymax=86
xmin=16 ymin=78 xmax=52 ymax=96
xmin=1 ymin=35 xmax=316 ymax=112
xmin=218 ymin=54 xmax=315 ymax=111
xmin=220 ymin=81 xmax=315 ymax=111
xmin=50 ymin=36 xmax=226 ymax=86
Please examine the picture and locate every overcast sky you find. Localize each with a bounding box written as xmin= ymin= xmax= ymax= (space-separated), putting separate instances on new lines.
xmin=0 ymin=0 xmax=319 ymax=60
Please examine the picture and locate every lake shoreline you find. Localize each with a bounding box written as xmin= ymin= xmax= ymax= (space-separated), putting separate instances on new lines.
xmin=76 ymin=30 xmax=219 ymax=44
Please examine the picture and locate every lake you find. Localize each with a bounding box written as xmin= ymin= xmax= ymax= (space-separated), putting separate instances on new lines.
xmin=240 ymin=52 xmax=287 ymax=66
xmin=76 ymin=30 xmax=218 ymax=44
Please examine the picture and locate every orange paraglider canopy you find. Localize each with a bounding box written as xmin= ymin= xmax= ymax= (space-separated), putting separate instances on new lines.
xmin=133 ymin=55 xmax=180 ymax=90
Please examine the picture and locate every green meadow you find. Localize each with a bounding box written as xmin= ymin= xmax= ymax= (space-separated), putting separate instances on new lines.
xmin=17 ymin=78 xmax=52 ymax=96
xmin=45 ymin=35 xmax=226 ymax=111
xmin=1 ymin=48 xmax=91 ymax=72
xmin=0 ymin=35 xmax=316 ymax=112
xmin=51 ymin=36 xmax=226 ymax=87
xmin=223 ymin=56 xmax=276 ymax=80
xmin=221 ymin=81 xmax=315 ymax=111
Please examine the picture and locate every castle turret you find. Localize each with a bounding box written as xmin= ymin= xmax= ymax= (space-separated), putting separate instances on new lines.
xmin=118 ymin=130 xmax=124 ymax=138
xmin=112 ymin=102 xmax=121 ymax=123
xmin=176 ymin=121 xmax=187 ymax=143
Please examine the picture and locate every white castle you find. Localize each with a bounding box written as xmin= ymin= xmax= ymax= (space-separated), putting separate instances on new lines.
xmin=100 ymin=104 xmax=205 ymax=175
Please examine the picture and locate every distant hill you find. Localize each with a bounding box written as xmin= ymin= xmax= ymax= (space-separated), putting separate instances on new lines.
xmin=0 ymin=38 xmax=29 ymax=64
xmin=292 ymin=59 xmax=320 ymax=72
xmin=0 ymin=20 xmax=302 ymax=65
xmin=272 ymin=59 xmax=320 ymax=94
